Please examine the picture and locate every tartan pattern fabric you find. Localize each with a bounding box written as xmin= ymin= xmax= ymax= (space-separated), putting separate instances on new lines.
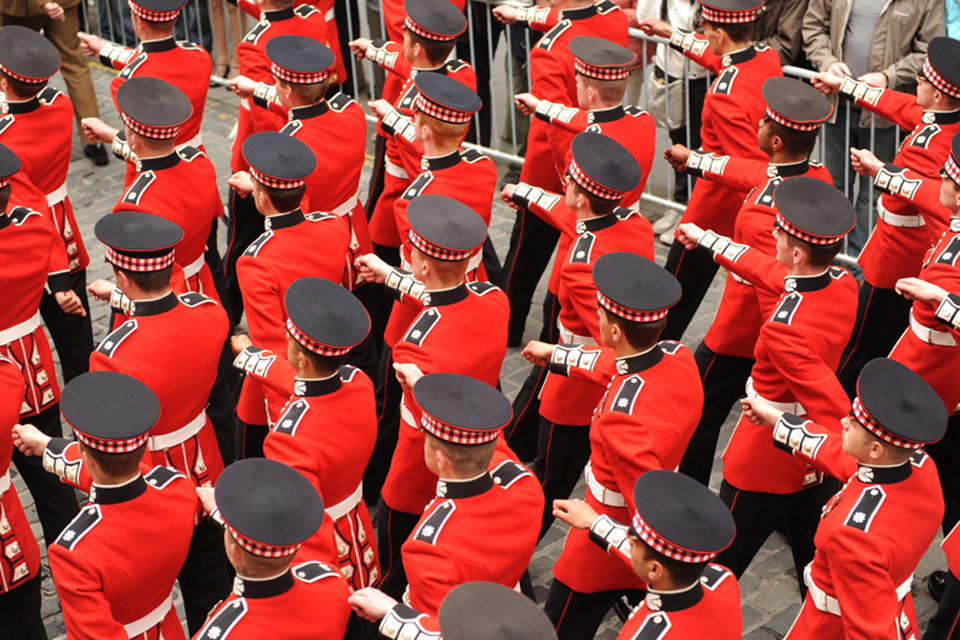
xmin=631 ymin=513 xmax=719 ymax=563
xmin=775 ymin=213 xmax=844 ymax=245
xmin=73 ymin=428 xmax=149 ymax=453
xmin=568 ymin=158 xmax=622 ymax=200
xmin=414 ymin=94 xmax=474 ymax=124
xmin=120 ymin=112 xmax=181 ymax=139
xmin=271 ymin=63 xmax=329 ymax=85
xmin=574 ymin=58 xmax=631 ymax=81
xmin=227 ymin=524 xmax=301 ymax=557
xmin=249 ymin=166 xmax=306 ymax=189
xmin=128 ymin=0 xmax=181 ymax=21
xmin=700 ymin=4 xmax=757 ymax=23
xmin=105 ymin=247 xmax=175 ymax=272
xmin=420 ymin=412 xmax=500 ymax=445
xmin=0 ymin=177 xmax=8 ymax=189
xmin=851 ymin=397 xmax=922 ymax=449
xmin=923 ymin=57 xmax=960 ymax=99
xmin=946 ymin=153 xmax=960 ymax=184
xmin=408 ymin=229 xmax=477 ymax=261
xmin=597 ymin=291 xmax=669 ymax=322
xmin=0 ymin=61 xmax=51 ymax=83
xmin=765 ymin=106 xmax=825 ymax=132
xmin=403 ymin=15 xmax=462 ymax=41
xmin=286 ymin=318 xmax=352 ymax=356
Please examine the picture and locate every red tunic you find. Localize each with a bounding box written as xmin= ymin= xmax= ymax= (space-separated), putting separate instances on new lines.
xmin=90 ymin=291 xmax=228 ymax=488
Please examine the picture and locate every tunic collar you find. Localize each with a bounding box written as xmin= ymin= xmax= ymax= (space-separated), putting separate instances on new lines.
xmin=264 ymin=209 xmax=304 ymax=231
xmin=436 ymin=472 xmax=494 ymax=499
xmin=90 ymin=475 xmax=147 ymax=505
xmin=232 ymin=570 xmax=295 ymax=598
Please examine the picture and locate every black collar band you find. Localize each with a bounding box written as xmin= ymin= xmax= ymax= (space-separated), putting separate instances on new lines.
xmin=129 ymin=291 xmax=179 ymax=316
xmin=265 ymin=209 xmax=305 ymax=231
xmin=421 ymin=150 xmax=461 ymax=172
xmin=422 ymin=283 xmax=469 ymax=307
xmin=90 ymin=475 xmax=148 ymax=505
xmin=928 ymin=109 xmax=960 ymax=125
xmin=645 ymin=582 xmax=704 ymax=613
xmin=770 ymin=159 xmax=810 ymax=178
xmin=723 ymin=45 xmax=756 ymax=66
xmin=561 ymin=4 xmax=597 ymax=20
xmin=436 ymin=472 xmax=494 ymax=499
xmin=576 ymin=213 xmax=618 ymax=234
xmin=0 ymin=213 xmax=8 ymax=231
xmin=289 ymin=101 xmax=329 ymax=121
xmin=784 ymin=270 xmax=831 ymax=293
xmin=233 ymin=570 xmax=295 ymax=599
xmin=4 ymin=97 xmax=40 ymax=114
xmin=137 ymin=151 xmax=180 ymax=173
xmin=140 ymin=37 xmax=177 ymax=53
xmin=616 ymin=345 xmax=664 ymax=375
xmin=264 ymin=7 xmax=294 ymax=20
xmin=856 ymin=461 xmax=912 ymax=484
xmin=294 ymin=375 xmax=342 ymax=397
xmin=590 ymin=105 xmax=625 ymax=123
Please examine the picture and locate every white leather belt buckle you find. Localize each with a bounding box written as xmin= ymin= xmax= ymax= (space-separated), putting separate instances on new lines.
xmin=910 ymin=311 xmax=957 ymax=347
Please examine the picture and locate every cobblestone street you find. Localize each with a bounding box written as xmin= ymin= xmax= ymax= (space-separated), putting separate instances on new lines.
xmin=19 ymin=61 xmax=948 ymax=638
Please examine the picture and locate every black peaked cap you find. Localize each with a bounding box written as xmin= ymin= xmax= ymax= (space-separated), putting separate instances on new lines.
xmin=571 ymin=132 xmax=641 ymax=195
xmin=285 ymin=277 xmax=371 ymax=349
xmin=762 ymin=77 xmax=833 ymax=125
xmin=408 ymin=194 xmax=487 ymax=252
xmin=0 ymin=26 xmax=60 ymax=82
xmin=593 ymin=253 xmax=682 ymax=316
xmin=857 ymin=358 xmax=947 ymax=446
xmin=266 ymin=35 xmax=335 ymax=74
xmin=413 ymin=373 xmax=512 ymax=433
xmin=414 ymin=72 xmax=482 ymax=114
xmin=242 ymin=131 xmax=317 ymax=182
xmin=61 ymin=371 xmax=161 ymax=440
xmin=927 ymin=37 xmax=960 ymax=89
xmin=116 ymin=76 xmax=192 ymax=127
xmin=569 ymin=36 xmax=636 ymax=69
xmin=439 ymin=582 xmax=558 ymax=640
xmin=404 ymin=0 xmax=467 ymax=38
xmin=0 ymin=143 xmax=21 ymax=179
xmin=774 ymin=177 xmax=856 ymax=239
xmin=95 ymin=210 xmax=183 ymax=254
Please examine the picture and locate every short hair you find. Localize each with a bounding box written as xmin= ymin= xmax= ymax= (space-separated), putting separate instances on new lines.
xmin=407 ymin=30 xmax=457 ymax=66
xmin=0 ymin=72 xmax=44 ymax=99
xmin=782 ymin=232 xmax=843 ymax=268
xmin=415 ymin=110 xmax=470 ymax=146
xmin=225 ymin=530 xmax=294 ymax=573
xmin=848 ymin=412 xmax=916 ymax=463
xmin=424 ymin=431 xmax=497 ymax=476
xmin=258 ymin=182 xmax=306 ymax=213
xmin=115 ymin=264 xmax=174 ymax=293
xmin=764 ymin=117 xmax=819 ymax=158
xmin=278 ymin=77 xmax=331 ymax=104
xmin=602 ymin=308 xmax=666 ymax=350
xmin=577 ymin=74 xmax=629 ymax=105
xmin=78 ymin=441 xmax=145 ymax=478
xmin=704 ymin=20 xmax=753 ymax=43
xmin=0 ymin=184 xmax=10 ymax=211
xmin=637 ymin=536 xmax=709 ymax=586
xmin=569 ymin=179 xmax=620 ymax=216
xmin=414 ymin=247 xmax=470 ymax=282
xmin=289 ymin=337 xmax=349 ymax=376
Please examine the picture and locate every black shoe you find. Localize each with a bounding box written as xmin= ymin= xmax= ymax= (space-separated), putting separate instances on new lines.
xmin=83 ymin=143 xmax=108 ymax=166
xmin=929 ymin=570 xmax=948 ymax=602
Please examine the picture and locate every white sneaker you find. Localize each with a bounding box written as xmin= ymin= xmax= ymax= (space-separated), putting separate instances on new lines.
xmin=652 ymin=209 xmax=681 ymax=236
xmin=659 ymin=229 xmax=675 ymax=246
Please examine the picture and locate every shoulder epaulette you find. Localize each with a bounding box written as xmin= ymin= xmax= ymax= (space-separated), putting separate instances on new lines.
xmin=623 ymin=105 xmax=646 ymax=117
xmin=404 ymin=308 xmax=441 ymax=346
xmin=96 ymin=319 xmax=138 ymax=357
xmin=629 ymin=611 xmax=671 ymax=638
xmin=144 ymin=465 xmax=184 ymax=489
xmin=304 ymin=211 xmax=337 ymax=222
xmin=274 ymin=399 xmax=309 ymax=436
xmin=614 ymin=207 xmax=636 ymax=220
xmin=292 ymin=561 xmax=339 ymax=583
xmin=117 ymin=52 xmax=147 ymax=79
xmin=443 ymin=59 xmax=468 ymax=73
xmin=243 ymin=230 xmax=274 ymax=257
xmin=466 ymin=281 xmax=499 ymax=296
xmin=828 ymin=266 xmax=848 ymax=279
xmin=55 ymin=505 xmax=102 ymax=550
xmin=279 ymin=119 xmax=303 ymax=136
xmin=911 ymin=450 xmax=929 ymax=467
xmin=0 ymin=114 xmax=13 ymax=135
xmin=413 ymin=500 xmax=455 ymax=544
xmin=569 ymin=233 xmax=596 ymax=263
xmin=844 ymin=485 xmax=885 ymax=532
xmin=491 ymin=459 xmax=531 ymax=489
xmin=459 ymin=147 xmax=486 ymax=163
xmin=700 ymin=564 xmax=732 ymax=590
xmin=327 ymin=92 xmax=354 ymax=112
xmin=122 ymin=171 xmax=157 ymax=205
xmin=178 ymin=292 xmax=215 ymax=307
xmin=339 ymin=365 xmax=360 ymax=382
xmin=294 ymin=4 xmax=318 ymax=17
xmin=196 ymin=600 xmax=248 ymax=639
xmin=243 ymin=20 xmax=270 ymax=44
xmin=7 ymin=206 xmax=39 ymax=226
xmin=537 ymin=21 xmax=571 ymax=51
xmin=611 ymin=374 xmax=644 ymax=414
xmin=771 ymin=292 xmax=802 ymax=325
xmin=596 ymin=0 xmax=618 ymax=13
xmin=403 ymin=172 xmax=434 ymax=200
xmin=658 ymin=340 xmax=682 ymax=355
xmin=177 ymin=145 xmax=203 ymax=161
xmin=37 ymin=87 xmax=62 ymax=104
xmin=712 ymin=67 xmax=739 ymax=95
xmin=935 ymin=236 xmax=960 ymax=267
xmin=176 ymin=40 xmax=204 ymax=51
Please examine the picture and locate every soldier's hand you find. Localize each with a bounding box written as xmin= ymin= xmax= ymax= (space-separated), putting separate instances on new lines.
xmin=849 ymin=148 xmax=883 ymax=178
xmin=810 ymin=71 xmax=843 ymax=94
xmin=895 ymin=277 xmax=949 ymax=304
xmin=43 ymin=2 xmax=65 ymax=20
xmin=740 ymin=396 xmax=782 ymax=427
xmin=230 ymin=334 xmax=253 ymax=356
xmin=80 ymin=117 xmax=118 ymax=144
xmin=228 ymin=75 xmax=257 ymax=98
xmin=227 ymin=171 xmax=254 ymax=196
xmin=196 ymin=487 xmax=217 ymax=516
xmin=521 ymin=340 xmax=553 ymax=365
xmin=553 ymin=498 xmax=599 ymax=530
xmin=367 ymin=99 xmax=392 ymax=120
xmin=11 ymin=423 xmax=51 ymax=457
xmin=348 ymin=587 xmax=398 ymax=622
xmin=500 ymin=184 xmax=521 ymax=210
xmin=55 ymin=290 xmax=87 ymax=317
xmin=77 ymin=31 xmax=104 ymax=56
xmin=354 ymin=253 xmax=390 ymax=283
xmin=636 ymin=16 xmax=673 ymax=38
xmin=86 ymin=278 xmax=115 ymax=301
xmin=663 ymin=144 xmax=691 ymax=172
xmin=348 ymin=37 xmax=372 ymax=61
xmin=513 ymin=92 xmax=540 ymax=116
xmin=675 ymin=222 xmax=704 ymax=250
xmin=393 ymin=362 xmax=424 ymax=394
xmin=492 ymin=5 xmax=519 ymax=24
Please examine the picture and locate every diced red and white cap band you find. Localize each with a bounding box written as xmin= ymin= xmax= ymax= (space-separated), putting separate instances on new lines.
xmin=403 ymin=15 xmax=463 ymax=41
xmin=105 ymin=246 xmax=176 ymax=272
xmin=414 ymin=94 xmax=474 ymax=124
xmin=72 ymin=427 xmax=149 ymax=453
xmin=0 ymin=61 xmax=55 ymax=83
xmin=700 ymin=5 xmax=757 ymax=23
xmin=597 ymin=291 xmax=670 ymax=322
xmin=420 ymin=412 xmax=501 ymax=445
xmin=765 ymin=106 xmax=827 ymax=132
xmin=574 ymin=58 xmax=631 ymax=81
xmin=775 ymin=212 xmax=844 ymax=245
xmin=286 ymin=318 xmax=352 ymax=356
xmin=249 ymin=166 xmax=306 ymax=189
xmin=568 ymin=158 xmax=622 ymax=200
xmin=271 ymin=63 xmax=330 ymax=85
xmin=945 ymin=153 xmax=960 ymax=184
xmin=923 ymin=57 xmax=960 ymax=100
xmin=0 ymin=176 xmax=9 ymax=189
xmin=631 ymin=513 xmax=720 ymax=563
xmin=227 ymin=524 xmax=301 ymax=557
xmin=408 ymin=229 xmax=478 ymax=261
xmin=128 ymin=0 xmax=181 ymax=21
xmin=121 ymin=112 xmax=181 ymax=140
xmin=851 ymin=396 xmax=922 ymax=449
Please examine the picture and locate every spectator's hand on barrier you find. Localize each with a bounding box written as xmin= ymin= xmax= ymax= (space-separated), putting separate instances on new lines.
xmin=895 ymin=277 xmax=949 ymax=304
xmin=675 ymin=222 xmax=703 ymax=250
xmin=77 ymin=31 xmax=103 ymax=56
xmin=492 ymin=5 xmax=518 ymax=24
xmin=513 ymin=92 xmax=540 ymax=116
xmin=553 ymin=498 xmax=599 ymax=530
xmin=849 ymin=148 xmax=883 ymax=177
xmin=228 ymin=75 xmax=256 ymax=98
xmin=663 ymin=144 xmax=691 ymax=172
xmin=499 ymin=183 xmax=521 ymax=210
xmin=521 ymin=340 xmax=553 ymax=367
xmin=810 ymin=72 xmax=843 ymax=94
xmin=393 ymin=362 xmax=424 ymax=394
xmin=11 ymin=423 xmax=51 ymax=457
xmin=196 ymin=487 xmax=216 ymax=516
xmin=227 ymin=171 xmax=254 ymax=196
xmin=80 ymin=117 xmax=118 ymax=144
xmin=86 ymin=278 xmax=115 ymax=301
xmin=348 ymin=37 xmax=372 ymax=61
xmin=636 ymin=16 xmax=673 ymax=38
xmin=857 ymin=72 xmax=888 ymax=88
xmin=230 ymin=334 xmax=253 ymax=356
xmin=824 ymin=61 xmax=852 ymax=78
xmin=55 ymin=290 xmax=87 ymax=316
xmin=367 ymin=99 xmax=392 ymax=120
xmin=740 ymin=396 xmax=782 ymax=427
xmin=348 ymin=588 xmax=398 ymax=622
xmin=43 ymin=2 xmax=65 ymax=20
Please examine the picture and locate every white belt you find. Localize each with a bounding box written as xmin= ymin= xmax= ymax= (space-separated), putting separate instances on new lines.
xmin=324 ymin=7 xmax=334 ymax=20
xmin=240 ymin=97 xmax=251 ymax=111
xmin=147 ymin=411 xmax=206 ymax=450
xmin=0 ymin=312 xmax=41 ymax=346
xmin=400 ymin=400 xmax=416 ymax=427
xmin=910 ymin=310 xmax=958 ymax=347
xmin=731 ymin=272 xmax=753 ymax=286
xmin=745 ymin=377 xmax=805 ymax=416
xmin=182 ymin=253 xmax=205 ymax=279
xmin=332 ymin=193 xmax=359 ymax=217
xmin=877 ymin=199 xmax=925 ymax=228
xmin=584 ymin=462 xmax=625 ymax=507
xmin=557 ymin=320 xmax=596 ymax=346
xmin=177 ymin=132 xmax=203 ymax=149
xmin=124 ymin=593 xmax=173 ymax=637
xmin=0 ymin=471 xmax=10 ymax=495
xmin=45 ymin=182 xmax=68 ymax=207
xmin=385 ymin=159 xmax=408 ymax=179
xmin=804 ymin=564 xmax=911 ymax=616
xmin=326 ymin=482 xmax=363 ymax=520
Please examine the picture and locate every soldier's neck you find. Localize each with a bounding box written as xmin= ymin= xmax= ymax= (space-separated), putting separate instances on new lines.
xmin=137 ymin=25 xmax=174 ymax=42
xmin=612 ymin=340 xmax=657 ymax=359
xmin=717 ymin=40 xmax=752 ymax=56
xmin=553 ymin=0 xmax=592 ymax=10
xmin=769 ymin=150 xmax=809 ymax=166
xmin=423 ymin=275 xmax=465 ymax=291
xmin=122 ymin=286 xmax=173 ymax=302
xmin=421 ymin=139 xmax=459 ymax=159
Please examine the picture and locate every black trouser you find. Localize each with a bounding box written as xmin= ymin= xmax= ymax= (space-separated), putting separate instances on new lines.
xmin=362 ymin=244 xmax=402 ymax=372
xmin=375 ymin=503 xmax=421 ymax=599
xmin=717 ymin=478 xmax=839 ymax=595
xmin=481 ymin=236 xmax=502 ymax=286
xmin=223 ymin=189 xmax=262 ymax=327
xmin=38 ymin=270 xmax=93 ymax=384
xmin=678 ymin=343 xmax=754 ymax=486
xmin=179 ymin=518 xmax=232 ymax=635
xmin=499 ymin=207 xmax=560 ymax=344
xmin=666 ymin=75 xmax=709 ymax=204
xmin=661 ymin=243 xmax=720 ymax=342
xmin=504 ymin=291 xmax=559 ymax=462
xmin=0 ymin=571 xmax=46 ymax=640
xmin=365 ymin=135 xmax=388 ymax=217
xmin=924 ymin=570 xmax=960 ymax=640
xmin=544 ymin=578 xmax=645 ymax=640
xmin=927 ymin=413 xmax=960 ymax=535
xmin=836 ymin=283 xmax=912 ymax=397
xmin=16 ymin=406 xmax=79 ymax=545
xmin=208 ymin=338 xmax=240 ymax=467
xmin=534 ymin=417 xmax=591 ymax=540
xmin=235 ymin=420 xmax=267 ymax=459
xmin=347 ymin=284 xmax=382 ymax=385
xmin=363 ymin=345 xmax=401 ymax=507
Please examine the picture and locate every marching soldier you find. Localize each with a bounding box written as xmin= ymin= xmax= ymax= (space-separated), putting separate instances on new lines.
xmin=193 ymin=458 xmax=351 ymax=640
xmin=232 ymin=277 xmax=380 ymax=590
xmin=742 ymin=358 xmax=946 ymax=640
xmin=637 ymin=0 xmax=783 ymax=341
xmin=0 ymin=26 xmax=93 ymax=383
xmin=676 ymin=177 xmax=858 ymax=593
xmin=554 ymin=470 xmax=742 ymax=639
